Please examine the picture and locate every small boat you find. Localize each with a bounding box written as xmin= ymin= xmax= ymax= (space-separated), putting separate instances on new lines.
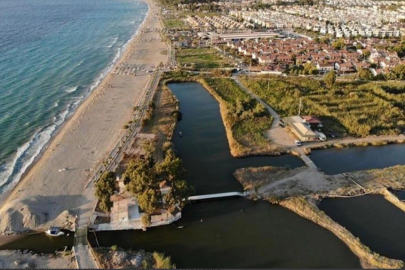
xmin=45 ymin=227 xmax=65 ymax=237
xmin=179 ymin=131 xmax=183 ymax=137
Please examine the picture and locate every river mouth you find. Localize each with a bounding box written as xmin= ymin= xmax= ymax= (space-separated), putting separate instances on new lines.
xmin=319 ymin=195 xmax=405 ymax=261
xmin=89 ymin=198 xmax=361 ymax=268
xmin=0 ymin=82 xmax=366 ymax=268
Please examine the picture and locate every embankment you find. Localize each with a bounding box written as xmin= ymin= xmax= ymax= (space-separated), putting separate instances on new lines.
xmin=162 ymin=76 xmax=282 ymax=157
xmin=280 ymin=197 xmax=404 ymax=269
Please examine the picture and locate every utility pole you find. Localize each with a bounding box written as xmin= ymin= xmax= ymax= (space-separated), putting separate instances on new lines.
xmin=249 ymin=58 xmax=252 ymax=77
xmin=298 ymin=97 xmax=302 ymax=116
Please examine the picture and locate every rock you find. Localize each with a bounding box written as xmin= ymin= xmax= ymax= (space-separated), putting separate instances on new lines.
xmin=13 ymin=260 xmax=21 ymax=266
xmin=23 ymin=249 xmax=29 ymax=254
xmin=112 ymin=251 xmax=127 ymax=265
xmin=130 ymin=252 xmax=144 ymax=268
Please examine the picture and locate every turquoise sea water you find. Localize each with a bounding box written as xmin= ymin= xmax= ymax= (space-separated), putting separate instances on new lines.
xmin=0 ymin=0 xmax=148 ymax=192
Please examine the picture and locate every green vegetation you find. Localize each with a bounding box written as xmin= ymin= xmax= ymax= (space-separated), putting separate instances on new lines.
xmin=95 ymin=171 xmax=116 ymax=212
xmin=324 ymin=70 xmax=336 ymax=89
xmin=176 ymin=48 xmax=231 ymax=69
xmin=203 ymin=78 xmax=277 ymax=155
xmin=332 ymin=38 xmax=345 ymax=50
xmin=142 ymin=102 xmax=155 ymax=127
xmin=163 ymin=18 xmax=187 ymax=29
xmin=95 ymin=247 xmax=176 ymax=269
xmin=240 ymin=76 xmax=405 ymax=137
xmin=288 ymin=62 xmax=318 ymax=75
xmin=123 ymin=142 xmax=193 ymax=216
xmin=153 ymin=252 xmax=176 ymax=269
xmin=358 ymin=68 xmax=374 ymax=80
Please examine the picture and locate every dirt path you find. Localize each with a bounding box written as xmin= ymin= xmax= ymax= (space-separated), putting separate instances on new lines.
xmin=232 ymin=76 xmax=296 ymax=149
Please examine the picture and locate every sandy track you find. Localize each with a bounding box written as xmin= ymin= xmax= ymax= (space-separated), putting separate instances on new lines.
xmin=0 ymin=0 xmax=168 ymax=233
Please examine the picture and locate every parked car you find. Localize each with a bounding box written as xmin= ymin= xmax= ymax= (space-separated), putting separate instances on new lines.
xmin=295 ymin=140 xmax=302 ymax=146
xmin=279 ymin=122 xmax=285 ymax=127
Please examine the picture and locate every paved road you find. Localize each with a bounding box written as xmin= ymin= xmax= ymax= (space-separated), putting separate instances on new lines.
xmin=303 ymin=134 xmax=405 ymax=149
xmin=74 ymin=245 xmax=98 ymax=269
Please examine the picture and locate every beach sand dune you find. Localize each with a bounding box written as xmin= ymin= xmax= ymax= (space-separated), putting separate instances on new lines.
xmin=0 ymin=0 xmax=167 ymax=233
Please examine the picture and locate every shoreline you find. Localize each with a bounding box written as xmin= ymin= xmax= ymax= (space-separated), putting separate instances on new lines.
xmin=0 ymin=0 xmax=151 ymax=203
xmin=0 ymin=0 xmax=168 ymax=233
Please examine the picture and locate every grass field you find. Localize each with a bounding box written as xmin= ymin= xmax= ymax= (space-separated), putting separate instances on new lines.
xmin=240 ymin=76 xmax=405 ymax=137
xmin=176 ymin=48 xmax=232 ymax=69
xmin=203 ymin=78 xmax=276 ymax=155
xmin=163 ymin=18 xmax=188 ymax=29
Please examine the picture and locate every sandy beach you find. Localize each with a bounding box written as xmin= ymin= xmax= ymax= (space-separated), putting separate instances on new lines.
xmin=0 ymin=0 xmax=168 ymax=233
xmin=0 ymin=250 xmax=75 ymax=269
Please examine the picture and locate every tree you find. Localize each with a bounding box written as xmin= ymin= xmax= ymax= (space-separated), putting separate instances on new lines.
xmin=141 ymin=213 xmax=151 ymax=227
xmin=157 ymin=154 xmax=185 ymax=182
xmin=332 ymin=38 xmax=345 ymax=50
xmin=392 ymin=64 xmax=405 ymax=80
xmin=358 ymin=68 xmax=374 ymax=80
xmin=138 ymin=188 xmax=162 ymax=214
xmin=95 ymin=171 xmax=116 ymax=212
xmin=125 ymin=158 xmax=157 ymax=195
xmin=324 ymin=70 xmax=336 ymax=89
xmin=363 ymin=50 xmax=371 ymax=59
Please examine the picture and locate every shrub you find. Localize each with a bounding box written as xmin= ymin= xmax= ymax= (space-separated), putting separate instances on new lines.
xmin=153 ymin=252 xmax=176 ymax=269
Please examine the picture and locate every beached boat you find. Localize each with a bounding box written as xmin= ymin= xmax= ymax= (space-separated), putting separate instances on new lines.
xmin=45 ymin=227 xmax=64 ymax=237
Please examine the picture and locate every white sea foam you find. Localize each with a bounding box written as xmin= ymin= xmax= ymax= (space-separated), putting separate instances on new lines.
xmin=65 ymin=86 xmax=78 ymax=93
xmin=53 ymin=107 xmax=69 ymax=126
xmin=0 ymin=4 xmax=150 ymax=196
xmin=0 ymin=141 xmax=30 ymax=188
xmin=105 ymin=36 xmax=119 ymax=48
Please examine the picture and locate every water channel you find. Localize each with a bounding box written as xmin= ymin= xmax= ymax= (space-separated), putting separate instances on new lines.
xmin=7 ymin=82 xmax=405 ymax=267
xmin=310 ymin=144 xmax=405 ymax=175
xmin=88 ymin=82 xmax=361 ymax=268
xmin=319 ymin=195 xmax=405 ymax=261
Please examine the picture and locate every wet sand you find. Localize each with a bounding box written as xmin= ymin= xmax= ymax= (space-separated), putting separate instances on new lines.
xmin=0 ymin=0 xmax=168 ymax=233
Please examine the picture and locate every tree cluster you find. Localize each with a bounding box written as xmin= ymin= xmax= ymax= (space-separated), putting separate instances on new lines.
xmin=288 ymin=62 xmax=318 ymax=75
xmin=123 ymin=142 xmax=194 ymax=218
xmin=95 ymin=171 xmax=116 ymax=212
xmin=229 ymin=97 xmax=267 ymax=121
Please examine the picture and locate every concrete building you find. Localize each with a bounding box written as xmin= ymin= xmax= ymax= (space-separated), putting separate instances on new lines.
xmin=284 ymin=116 xmax=319 ymax=141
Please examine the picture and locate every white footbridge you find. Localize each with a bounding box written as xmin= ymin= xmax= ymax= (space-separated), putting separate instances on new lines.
xmin=187 ymin=191 xmax=248 ymax=201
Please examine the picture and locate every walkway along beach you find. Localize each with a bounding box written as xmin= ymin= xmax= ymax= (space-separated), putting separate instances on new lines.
xmin=0 ymin=0 xmax=168 ymax=233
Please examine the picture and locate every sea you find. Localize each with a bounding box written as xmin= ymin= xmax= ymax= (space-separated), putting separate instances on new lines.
xmin=0 ymin=0 xmax=148 ymax=194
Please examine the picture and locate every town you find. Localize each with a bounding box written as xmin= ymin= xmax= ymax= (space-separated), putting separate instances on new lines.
xmin=2 ymin=0 xmax=405 ymax=269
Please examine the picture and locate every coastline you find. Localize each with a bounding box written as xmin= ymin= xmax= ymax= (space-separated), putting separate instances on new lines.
xmin=0 ymin=0 xmax=168 ymax=233
xmin=0 ymin=0 xmax=149 ymax=197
